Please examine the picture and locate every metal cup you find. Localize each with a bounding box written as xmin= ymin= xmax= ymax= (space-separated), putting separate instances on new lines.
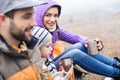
xmin=60 ymin=57 xmax=73 ymax=72
xmin=87 ymin=39 xmax=98 ymax=55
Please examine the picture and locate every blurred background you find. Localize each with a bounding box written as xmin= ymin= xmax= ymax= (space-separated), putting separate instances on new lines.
xmin=55 ymin=0 xmax=120 ymax=14
xmin=54 ymin=0 xmax=120 ymax=80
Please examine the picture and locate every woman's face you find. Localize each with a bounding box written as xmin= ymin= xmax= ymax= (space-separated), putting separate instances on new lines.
xmin=43 ymin=7 xmax=59 ymax=30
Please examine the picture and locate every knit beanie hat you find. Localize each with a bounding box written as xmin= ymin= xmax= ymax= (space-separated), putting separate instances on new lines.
xmin=32 ymin=26 xmax=52 ymax=49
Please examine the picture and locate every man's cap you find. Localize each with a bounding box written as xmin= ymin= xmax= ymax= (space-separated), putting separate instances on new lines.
xmin=0 ymin=0 xmax=48 ymax=13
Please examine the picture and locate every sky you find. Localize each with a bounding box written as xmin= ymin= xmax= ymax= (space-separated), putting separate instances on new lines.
xmin=54 ymin=0 xmax=120 ymax=20
xmin=54 ymin=0 xmax=120 ymax=14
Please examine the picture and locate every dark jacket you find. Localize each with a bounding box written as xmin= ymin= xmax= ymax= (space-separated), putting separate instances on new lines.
xmin=0 ymin=35 xmax=42 ymax=80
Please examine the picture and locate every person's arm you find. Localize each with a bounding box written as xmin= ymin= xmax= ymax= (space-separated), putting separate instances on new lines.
xmin=60 ymin=29 xmax=88 ymax=46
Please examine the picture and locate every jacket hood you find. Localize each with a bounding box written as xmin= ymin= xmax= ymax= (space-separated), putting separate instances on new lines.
xmin=34 ymin=0 xmax=61 ymax=28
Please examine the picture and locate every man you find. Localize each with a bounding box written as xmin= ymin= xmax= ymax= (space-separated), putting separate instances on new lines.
xmin=0 ymin=0 xmax=47 ymax=80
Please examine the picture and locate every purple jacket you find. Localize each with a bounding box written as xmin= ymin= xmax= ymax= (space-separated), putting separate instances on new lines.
xmin=34 ymin=0 xmax=88 ymax=57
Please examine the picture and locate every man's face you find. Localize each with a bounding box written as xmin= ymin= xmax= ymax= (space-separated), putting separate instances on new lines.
xmin=8 ymin=8 xmax=36 ymax=42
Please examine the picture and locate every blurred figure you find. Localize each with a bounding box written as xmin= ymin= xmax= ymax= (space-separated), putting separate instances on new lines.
xmin=0 ymin=0 xmax=47 ymax=80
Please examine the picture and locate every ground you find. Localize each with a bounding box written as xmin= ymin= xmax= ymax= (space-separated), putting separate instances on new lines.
xmin=59 ymin=13 xmax=120 ymax=80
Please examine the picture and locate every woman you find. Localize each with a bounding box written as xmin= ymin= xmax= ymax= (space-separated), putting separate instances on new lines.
xmin=34 ymin=0 xmax=120 ymax=78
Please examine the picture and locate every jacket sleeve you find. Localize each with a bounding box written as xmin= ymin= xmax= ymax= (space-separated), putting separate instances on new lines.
xmin=0 ymin=74 xmax=4 ymax=80
xmin=60 ymin=29 xmax=88 ymax=46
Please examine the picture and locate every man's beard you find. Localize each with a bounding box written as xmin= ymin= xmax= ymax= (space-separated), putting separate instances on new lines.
xmin=9 ymin=20 xmax=31 ymax=43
